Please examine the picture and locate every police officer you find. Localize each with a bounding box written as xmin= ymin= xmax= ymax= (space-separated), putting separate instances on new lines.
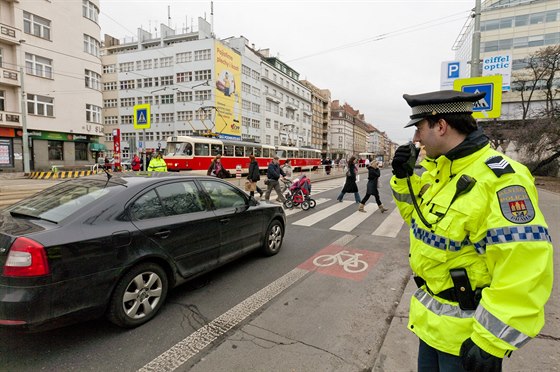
xmin=147 ymin=151 xmax=167 ymax=172
xmin=390 ymin=90 xmax=553 ymax=371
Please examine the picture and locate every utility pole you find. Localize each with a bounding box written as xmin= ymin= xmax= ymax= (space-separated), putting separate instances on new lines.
xmin=470 ymin=0 xmax=482 ymax=77
xmin=19 ymin=41 xmax=31 ymax=173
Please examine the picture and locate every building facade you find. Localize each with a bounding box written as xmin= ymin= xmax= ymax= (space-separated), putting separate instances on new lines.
xmin=0 ymin=0 xmax=103 ymax=172
xmin=454 ymin=0 xmax=560 ymax=120
xmin=301 ymin=80 xmax=331 ymax=155
xmin=329 ymin=100 xmax=372 ymax=160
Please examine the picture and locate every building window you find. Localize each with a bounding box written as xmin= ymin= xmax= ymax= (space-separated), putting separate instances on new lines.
xmin=176 ymin=52 xmax=192 ymax=63
xmin=177 ymin=91 xmax=192 ymax=102
xmin=83 ymin=34 xmax=100 ymax=57
xmin=177 ymin=111 xmax=193 ymax=121
xmin=121 ymin=115 xmax=133 ymax=124
xmin=86 ymin=104 xmax=101 ymax=123
xmin=25 ymin=53 xmax=52 ymax=78
xmin=75 ymin=142 xmax=88 ymax=161
xmin=119 ymin=62 xmax=134 ymax=72
xmin=48 ymin=141 xmax=63 ymax=161
xmin=143 ymin=59 xmax=152 ymax=69
xmin=24 ymin=11 xmax=51 ymax=40
xmin=85 ymin=69 xmax=101 ymax=90
xmin=0 ymin=91 xmax=4 ymax=111
xmin=160 ymin=56 xmax=173 ymax=67
xmin=161 ymin=94 xmax=174 ymax=104
xmin=195 ymin=108 xmax=212 ymax=120
xmin=194 ymin=49 xmax=211 ymax=61
xmin=104 ymin=98 xmax=117 ymax=108
xmin=120 ymin=97 xmax=135 ymax=107
xmin=82 ymin=0 xmax=99 ymax=23
xmin=194 ymin=90 xmax=211 ymax=101
xmin=194 ymin=69 xmax=211 ymax=81
xmin=160 ymin=75 xmax=173 ymax=86
xmin=27 ymin=94 xmax=53 ymax=116
xmin=103 ymin=64 xmax=116 ymax=73
xmin=176 ymin=72 xmax=192 ymax=83
xmin=161 ymin=113 xmax=174 ymax=122
xmin=143 ymin=77 xmax=153 ymax=87
xmin=120 ymin=80 xmax=135 ymax=90
xmin=103 ymin=82 xmax=117 ymax=91
xmin=104 ymin=116 xmax=118 ymax=125
xmin=242 ymin=65 xmax=251 ymax=77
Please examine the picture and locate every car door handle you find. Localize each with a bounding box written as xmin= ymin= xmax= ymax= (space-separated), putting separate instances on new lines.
xmin=154 ymin=230 xmax=171 ymax=239
xmin=219 ymin=218 xmax=231 ymax=224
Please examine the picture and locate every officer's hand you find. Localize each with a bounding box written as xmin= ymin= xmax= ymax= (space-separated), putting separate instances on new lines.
xmin=460 ymin=338 xmax=502 ymax=372
xmin=392 ymin=144 xmax=416 ymax=178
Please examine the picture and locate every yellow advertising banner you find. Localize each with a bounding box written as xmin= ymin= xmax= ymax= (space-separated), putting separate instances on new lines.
xmin=214 ymin=41 xmax=242 ymax=139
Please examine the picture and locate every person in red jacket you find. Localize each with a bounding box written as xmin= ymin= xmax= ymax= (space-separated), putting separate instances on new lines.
xmin=131 ymin=154 xmax=141 ymax=171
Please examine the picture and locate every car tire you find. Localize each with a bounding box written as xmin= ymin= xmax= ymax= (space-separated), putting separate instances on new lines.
xmin=107 ymin=263 xmax=168 ymax=328
xmin=262 ymin=220 xmax=283 ymax=256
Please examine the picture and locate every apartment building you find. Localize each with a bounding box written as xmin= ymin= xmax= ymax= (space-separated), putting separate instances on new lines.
xmin=0 ymin=0 xmax=103 ymax=172
xmin=300 ymin=80 xmax=331 ymax=155
xmin=329 ymin=100 xmax=372 ymax=160
xmin=454 ymin=0 xmax=560 ymax=120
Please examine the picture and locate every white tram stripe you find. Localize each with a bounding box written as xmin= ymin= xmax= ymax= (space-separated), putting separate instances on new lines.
xmin=330 ymin=207 xmax=375 ymax=232
xmin=292 ymin=201 xmax=354 ymax=226
xmin=372 ymin=207 xmax=406 ymax=237
xmin=138 ymin=268 xmax=309 ymax=372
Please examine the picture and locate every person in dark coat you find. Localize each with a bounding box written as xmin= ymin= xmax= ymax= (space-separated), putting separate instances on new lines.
xmin=247 ymin=154 xmax=263 ymax=198
xmin=336 ymin=156 xmax=361 ymax=203
xmin=264 ymin=156 xmax=286 ymax=203
xmin=358 ymin=161 xmax=388 ymax=213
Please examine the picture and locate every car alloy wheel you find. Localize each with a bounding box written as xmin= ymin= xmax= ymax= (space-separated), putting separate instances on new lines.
xmin=262 ymin=220 xmax=283 ymax=256
xmin=107 ymin=263 xmax=168 ymax=328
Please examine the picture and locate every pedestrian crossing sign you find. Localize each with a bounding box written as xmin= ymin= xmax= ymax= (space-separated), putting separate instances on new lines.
xmin=133 ymin=104 xmax=151 ymax=129
xmin=453 ymin=75 xmax=502 ymax=119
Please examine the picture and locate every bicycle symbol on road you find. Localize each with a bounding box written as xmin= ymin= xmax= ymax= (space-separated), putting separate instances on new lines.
xmin=312 ymin=250 xmax=369 ymax=273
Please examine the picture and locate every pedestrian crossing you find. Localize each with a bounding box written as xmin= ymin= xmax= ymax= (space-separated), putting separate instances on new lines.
xmin=285 ymin=197 xmax=406 ymax=237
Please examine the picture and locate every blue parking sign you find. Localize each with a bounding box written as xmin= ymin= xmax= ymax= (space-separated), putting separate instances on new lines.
xmin=447 ymin=62 xmax=460 ymax=79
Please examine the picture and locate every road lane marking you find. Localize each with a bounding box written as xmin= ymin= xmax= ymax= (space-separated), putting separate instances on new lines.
xmin=330 ymin=207 xmax=375 ymax=232
xmin=284 ymin=197 xmax=329 ymax=216
xmin=292 ymin=201 xmax=354 ymax=226
xmin=372 ymin=208 xmax=405 ymax=237
xmin=138 ymin=268 xmax=309 ymax=372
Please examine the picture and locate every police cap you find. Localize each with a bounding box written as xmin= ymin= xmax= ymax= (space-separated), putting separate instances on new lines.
xmin=402 ymin=90 xmax=486 ymax=128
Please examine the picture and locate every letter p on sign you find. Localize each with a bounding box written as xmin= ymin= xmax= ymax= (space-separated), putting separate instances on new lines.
xmin=447 ymin=62 xmax=460 ymax=79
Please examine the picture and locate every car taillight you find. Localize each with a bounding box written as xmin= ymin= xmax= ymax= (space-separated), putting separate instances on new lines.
xmin=3 ymin=237 xmax=49 ymax=277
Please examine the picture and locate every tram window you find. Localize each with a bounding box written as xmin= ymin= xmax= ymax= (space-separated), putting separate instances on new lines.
xmin=287 ymin=150 xmax=294 ymax=158
xmin=183 ymin=143 xmax=193 ymax=156
xmin=262 ymin=148 xmax=270 ymax=157
xmin=195 ymin=143 xmax=210 ymax=156
xmin=253 ymin=147 xmax=261 ymax=157
xmin=211 ymin=144 xmax=223 ymax=156
xmin=224 ymin=144 xmax=234 ymax=156
xmin=234 ymin=146 xmax=244 ymax=157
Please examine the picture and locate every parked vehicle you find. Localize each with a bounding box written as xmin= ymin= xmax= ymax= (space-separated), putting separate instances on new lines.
xmin=0 ymin=173 xmax=285 ymax=331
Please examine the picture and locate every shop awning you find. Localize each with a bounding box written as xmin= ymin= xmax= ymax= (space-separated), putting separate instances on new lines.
xmin=89 ymin=142 xmax=107 ymax=151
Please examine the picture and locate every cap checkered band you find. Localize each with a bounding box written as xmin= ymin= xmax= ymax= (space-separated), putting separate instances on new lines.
xmin=411 ymin=101 xmax=473 ymax=118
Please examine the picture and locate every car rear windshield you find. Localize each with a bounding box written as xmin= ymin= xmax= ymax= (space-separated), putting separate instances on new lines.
xmin=7 ymin=180 xmax=121 ymax=223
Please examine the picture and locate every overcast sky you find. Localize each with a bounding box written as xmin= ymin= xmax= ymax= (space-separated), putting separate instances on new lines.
xmin=98 ymin=0 xmax=474 ymax=145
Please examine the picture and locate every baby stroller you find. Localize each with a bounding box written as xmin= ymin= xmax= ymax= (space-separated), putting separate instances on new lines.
xmin=283 ymin=175 xmax=316 ymax=210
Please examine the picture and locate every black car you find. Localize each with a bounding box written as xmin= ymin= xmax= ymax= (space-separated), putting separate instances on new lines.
xmin=0 ymin=173 xmax=285 ymax=331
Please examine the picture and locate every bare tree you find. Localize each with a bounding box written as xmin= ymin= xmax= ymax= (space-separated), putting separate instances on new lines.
xmin=509 ymin=45 xmax=560 ymax=175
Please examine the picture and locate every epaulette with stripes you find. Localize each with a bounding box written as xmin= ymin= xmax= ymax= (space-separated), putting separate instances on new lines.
xmin=485 ymin=155 xmax=515 ymax=177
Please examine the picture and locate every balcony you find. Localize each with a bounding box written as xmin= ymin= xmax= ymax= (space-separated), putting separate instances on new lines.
xmin=0 ymin=67 xmax=20 ymax=87
xmin=0 ymin=110 xmax=21 ymax=127
xmin=0 ymin=23 xmax=22 ymax=45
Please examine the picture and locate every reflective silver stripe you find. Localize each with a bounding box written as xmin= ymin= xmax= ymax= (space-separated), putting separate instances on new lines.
xmin=473 ymin=225 xmax=551 ymax=255
xmin=414 ymin=288 xmax=475 ymax=318
xmin=475 ymin=305 xmax=531 ymax=348
xmin=392 ymin=189 xmax=413 ymax=204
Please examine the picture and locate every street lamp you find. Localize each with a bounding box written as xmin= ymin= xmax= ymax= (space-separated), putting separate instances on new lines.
xmin=19 ymin=39 xmax=30 ymax=173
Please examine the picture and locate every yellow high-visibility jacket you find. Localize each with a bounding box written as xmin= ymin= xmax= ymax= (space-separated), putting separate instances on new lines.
xmin=148 ymin=157 xmax=167 ymax=172
xmin=391 ymin=133 xmax=553 ymax=358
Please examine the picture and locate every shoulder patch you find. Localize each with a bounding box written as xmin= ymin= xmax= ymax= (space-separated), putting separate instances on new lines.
xmin=497 ymin=185 xmax=535 ymax=224
xmin=486 ymin=155 xmax=515 ymax=177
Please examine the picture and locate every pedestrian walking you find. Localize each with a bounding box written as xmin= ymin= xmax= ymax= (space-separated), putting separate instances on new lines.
xmin=336 ymin=156 xmax=361 ymax=203
xmin=282 ymin=159 xmax=293 ymax=179
xmin=358 ymin=161 xmax=387 ymax=213
xmin=264 ymin=156 xmax=286 ymax=204
xmin=391 ymin=90 xmax=553 ymax=372
xmin=207 ymin=154 xmax=229 ymax=178
xmin=246 ymin=154 xmax=263 ymax=198
xmin=147 ymin=151 xmax=167 ymax=172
